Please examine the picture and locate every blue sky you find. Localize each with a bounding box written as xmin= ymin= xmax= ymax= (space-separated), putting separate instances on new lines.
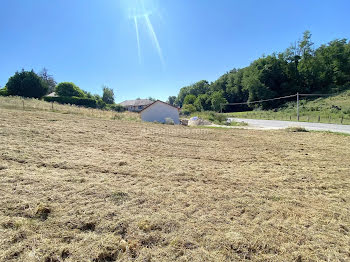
xmin=1 ymin=0 xmax=349 ymax=102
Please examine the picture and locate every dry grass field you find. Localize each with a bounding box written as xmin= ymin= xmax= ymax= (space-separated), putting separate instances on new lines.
xmin=1 ymin=106 xmax=350 ymax=261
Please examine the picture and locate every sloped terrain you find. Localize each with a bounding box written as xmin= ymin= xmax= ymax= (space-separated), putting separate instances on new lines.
xmin=0 ymin=108 xmax=349 ymax=261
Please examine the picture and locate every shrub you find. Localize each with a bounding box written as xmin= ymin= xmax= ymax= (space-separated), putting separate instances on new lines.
xmin=56 ymin=82 xmax=85 ymax=97
xmin=208 ymin=112 xmax=226 ymax=123
xmin=165 ymin=117 xmax=175 ymax=125
xmin=227 ymin=120 xmax=248 ymax=126
xmin=43 ymin=96 xmax=97 ymax=108
xmin=285 ymin=126 xmax=308 ymax=132
xmin=96 ymin=99 xmax=106 ymax=109
xmin=6 ymin=70 xmax=48 ymax=98
xmin=108 ymin=104 xmax=126 ymax=112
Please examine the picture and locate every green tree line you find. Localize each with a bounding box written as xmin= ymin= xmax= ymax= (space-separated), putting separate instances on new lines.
xmin=170 ymin=31 xmax=350 ymax=112
xmin=0 ymin=69 xmax=124 ymax=111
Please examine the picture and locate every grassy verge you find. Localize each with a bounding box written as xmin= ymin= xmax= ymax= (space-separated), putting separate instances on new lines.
xmin=189 ymin=111 xmax=247 ymax=126
xmin=224 ymin=90 xmax=350 ymax=125
xmin=225 ymin=110 xmax=350 ymax=124
xmin=309 ymin=130 xmax=350 ymax=136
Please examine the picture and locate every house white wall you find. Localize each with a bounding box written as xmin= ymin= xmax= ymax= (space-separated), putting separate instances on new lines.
xmin=140 ymin=101 xmax=180 ymax=124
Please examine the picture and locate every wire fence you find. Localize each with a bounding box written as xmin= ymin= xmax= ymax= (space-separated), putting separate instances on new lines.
xmin=221 ymin=92 xmax=350 ymax=125
xmin=228 ymin=111 xmax=350 ymax=125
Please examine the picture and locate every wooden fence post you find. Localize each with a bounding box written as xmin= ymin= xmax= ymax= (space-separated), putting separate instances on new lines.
xmin=318 ymin=116 xmax=320 ymax=122
xmin=296 ymin=92 xmax=300 ymax=121
xmin=341 ymin=116 xmax=343 ymax=124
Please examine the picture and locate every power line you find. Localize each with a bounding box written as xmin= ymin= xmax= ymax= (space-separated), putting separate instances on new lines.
xmin=299 ymin=93 xmax=332 ymax=96
xmin=221 ymin=93 xmax=334 ymax=107
xmin=221 ymin=94 xmax=297 ymax=107
xmin=220 ymin=92 xmax=335 ymax=120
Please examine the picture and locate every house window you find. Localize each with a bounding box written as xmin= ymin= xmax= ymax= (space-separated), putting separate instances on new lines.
xmin=138 ymin=106 xmax=143 ymax=109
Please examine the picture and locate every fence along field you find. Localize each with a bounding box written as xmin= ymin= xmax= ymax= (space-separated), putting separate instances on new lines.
xmin=222 ymin=91 xmax=350 ymax=125
xmin=0 ymin=96 xmax=139 ymax=121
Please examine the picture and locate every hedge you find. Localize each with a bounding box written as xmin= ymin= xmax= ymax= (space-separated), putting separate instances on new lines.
xmin=107 ymin=104 xmax=126 ymax=112
xmin=43 ymin=96 xmax=97 ymax=108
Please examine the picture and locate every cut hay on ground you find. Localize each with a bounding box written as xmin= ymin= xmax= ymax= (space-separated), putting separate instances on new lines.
xmin=0 ymin=107 xmax=349 ymax=261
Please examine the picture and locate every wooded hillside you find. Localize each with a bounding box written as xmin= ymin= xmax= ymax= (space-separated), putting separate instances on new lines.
xmin=174 ymin=31 xmax=350 ymax=112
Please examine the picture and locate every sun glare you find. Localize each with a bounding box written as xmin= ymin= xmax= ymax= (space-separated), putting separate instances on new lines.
xmin=121 ymin=0 xmax=164 ymax=66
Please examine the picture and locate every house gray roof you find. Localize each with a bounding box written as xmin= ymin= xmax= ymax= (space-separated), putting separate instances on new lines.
xmin=119 ymin=99 xmax=154 ymax=107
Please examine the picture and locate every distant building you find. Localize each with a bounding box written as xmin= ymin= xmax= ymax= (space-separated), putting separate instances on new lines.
xmin=119 ymin=99 xmax=153 ymax=112
xmin=46 ymin=92 xmax=58 ymax=97
xmin=140 ymin=100 xmax=180 ymax=124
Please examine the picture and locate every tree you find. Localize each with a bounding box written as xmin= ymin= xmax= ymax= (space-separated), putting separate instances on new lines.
xmin=102 ymin=86 xmax=115 ymax=104
xmin=194 ymin=94 xmax=211 ymax=111
xmin=173 ymin=31 xmax=350 ymax=112
xmin=211 ymin=91 xmax=227 ymax=112
xmin=298 ymin=30 xmax=314 ymax=57
xmin=6 ymin=70 xmax=48 ymax=98
xmin=181 ymin=104 xmax=196 ymax=115
xmin=38 ymin=68 xmax=57 ymax=94
xmin=175 ymin=80 xmax=210 ymax=107
xmin=56 ymin=82 xmax=85 ymax=97
xmin=148 ymin=97 xmax=157 ymax=101
xmin=183 ymin=94 xmax=196 ymax=105
xmin=167 ymin=96 xmax=176 ymax=105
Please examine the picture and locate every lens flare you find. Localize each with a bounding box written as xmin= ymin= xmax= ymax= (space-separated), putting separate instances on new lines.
xmin=133 ymin=16 xmax=142 ymax=64
xmin=144 ymin=13 xmax=164 ymax=66
xmin=121 ymin=0 xmax=164 ymax=66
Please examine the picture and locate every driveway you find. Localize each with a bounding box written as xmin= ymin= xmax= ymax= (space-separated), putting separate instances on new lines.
xmin=228 ymin=118 xmax=350 ymax=134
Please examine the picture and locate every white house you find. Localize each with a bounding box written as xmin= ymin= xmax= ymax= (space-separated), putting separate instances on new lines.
xmin=140 ymin=100 xmax=180 ymax=124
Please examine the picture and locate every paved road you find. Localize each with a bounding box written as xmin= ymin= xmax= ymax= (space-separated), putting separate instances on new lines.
xmin=228 ymin=118 xmax=350 ymax=134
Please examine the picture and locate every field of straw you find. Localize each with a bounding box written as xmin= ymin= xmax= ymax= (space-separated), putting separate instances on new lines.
xmin=0 ymin=104 xmax=350 ymax=261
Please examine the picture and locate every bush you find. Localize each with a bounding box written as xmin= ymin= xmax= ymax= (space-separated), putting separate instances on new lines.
xmin=0 ymin=87 xmax=8 ymax=96
xmin=43 ymin=96 xmax=97 ymax=108
xmin=165 ymin=117 xmax=175 ymax=125
xmin=108 ymin=104 xmax=126 ymax=112
xmin=285 ymin=126 xmax=308 ymax=132
xmin=96 ymin=99 xmax=106 ymax=109
xmin=6 ymin=70 xmax=48 ymax=98
xmin=208 ymin=112 xmax=226 ymax=123
xmin=56 ymin=82 xmax=85 ymax=97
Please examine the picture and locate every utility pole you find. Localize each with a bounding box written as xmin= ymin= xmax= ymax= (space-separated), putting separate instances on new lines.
xmin=297 ymin=92 xmax=299 ymax=121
